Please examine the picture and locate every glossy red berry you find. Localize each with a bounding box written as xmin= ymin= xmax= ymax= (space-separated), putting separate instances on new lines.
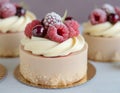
xmin=65 ymin=16 xmax=73 ymax=20
xmin=32 ymin=25 xmax=46 ymax=37
xmin=16 ymin=6 xmax=26 ymax=17
xmin=24 ymin=20 xmax=40 ymax=38
xmin=107 ymin=13 xmax=119 ymax=24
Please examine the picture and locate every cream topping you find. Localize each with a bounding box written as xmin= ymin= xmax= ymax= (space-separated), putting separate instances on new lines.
xmin=83 ymin=21 xmax=120 ymax=37
xmin=21 ymin=35 xmax=85 ymax=57
xmin=0 ymin=11 xmax=36 ymax=33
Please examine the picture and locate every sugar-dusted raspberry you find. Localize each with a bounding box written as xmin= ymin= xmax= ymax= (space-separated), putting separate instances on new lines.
xmin=90 ymin=8 xmax=107 ymax=25
xmin=46 ymin=24 xmax=69 ymax=43
xmin=115 ymin=6 xmax=120 ymax=17
xmin=64 ymin=20 xmax=80 ymax=38
xmin=25 ymin=20 xmax=41 ymax=38
xmin=102 ymin=4 xmax=115 ymax=14
xmin=0 ymin=2 xmax=16 ymax=18
xmin=43 ymin=12 xmax=62 ymax=27
xmin=0 ymin=0 xmax=9 ymax=5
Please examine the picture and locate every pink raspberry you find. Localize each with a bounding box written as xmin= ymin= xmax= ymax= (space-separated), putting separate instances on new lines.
xmin=90 ymin=8 xmax=107 ymax=25
xmin=64 ymin=20 xmax=80 ymax=38
xmin=25 ymin=20 xmax=41 ymax=38
xmin=115 ymin=6 xmax=120 ymax=17
xmin=0 ymin=0 xmax=9 ymax=6
xmin=0 ymin=2 xmax=16 ymax=18
xmin=46 ymin=24 xmax=69 ymax=43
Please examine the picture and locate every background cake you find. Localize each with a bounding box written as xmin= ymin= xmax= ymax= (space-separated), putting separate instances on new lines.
xmin=20 ymin=12 xmax=88 ymax=87
xmin=83 ymin=4 xmax=120 ymax=62
xmin=0 ymin=0 xmax=36 ymax=57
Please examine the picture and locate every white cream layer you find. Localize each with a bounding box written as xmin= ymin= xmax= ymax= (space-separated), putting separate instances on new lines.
xmin=21 ymin=35 xmax=85 ymax=57
xmin=83 ymin=21 xmax=120 ymax=37
xmin=0 ymin=11 xmax=36 ymax=33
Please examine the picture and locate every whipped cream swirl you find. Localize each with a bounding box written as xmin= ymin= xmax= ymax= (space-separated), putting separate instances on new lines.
xmin=21 ymin=35 xmax=85 ymax=57
xmin=0 ymin=11 xmax=36 ymax=33
xmin=83 ymin=21 xmax=120 ymax=37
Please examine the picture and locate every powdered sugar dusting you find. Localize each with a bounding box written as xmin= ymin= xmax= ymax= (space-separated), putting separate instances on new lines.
xmin=43 ymin=12 xmax=62 ymax=27
xmin=102 ymin=3 xmax=115 ymax=13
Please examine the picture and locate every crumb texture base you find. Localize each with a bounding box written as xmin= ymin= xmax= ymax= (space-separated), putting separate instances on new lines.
xmin=0 ymin=32 xmax=24 ymax=57
xmin=0 ymin=64 xmax=7 ymax=80
xmin=19 ymin=44 xmax=88 ymax=86
xmin=83 ymin=33 xmax=120 ymax=62
xmin=14 ymin=63 xmax=96 ymax=89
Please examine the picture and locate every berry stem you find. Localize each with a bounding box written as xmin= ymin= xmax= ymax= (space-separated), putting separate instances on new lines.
xmin=62 ymin=10 xmax=68 ymax=22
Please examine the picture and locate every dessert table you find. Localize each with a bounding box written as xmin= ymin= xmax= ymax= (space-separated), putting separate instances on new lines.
xmin=0 ymin=58 xmax=120 ymax=93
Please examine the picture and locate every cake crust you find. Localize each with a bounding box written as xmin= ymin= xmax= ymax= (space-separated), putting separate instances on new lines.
xmin=0 ymin=32 xmax=24 ymax=57
xmin=83 ymin=33 xmax=120 ymax=62
xmin=20 ymin=43 xmax=88 ymax=86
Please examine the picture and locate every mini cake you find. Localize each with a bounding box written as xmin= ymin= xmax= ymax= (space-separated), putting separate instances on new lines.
xmin=20 ymin=12 xmax=88 ymax=87
xmin=0 ymin=0 xmax=36 ymax=57
xmin=83 ymin=4 xmax=120 ymax=62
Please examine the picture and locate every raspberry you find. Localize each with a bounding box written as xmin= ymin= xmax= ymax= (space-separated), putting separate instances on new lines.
xmin=24 ymin=20 xmax=40 ymax=38
xmin=0 ymin=2 xmax=16 ymax=18
xmin=64 ymin=20 xmax=80 ymax=38
xmin=102 ymin=4 xmax=115 ymax=13
xmin=46 ymin=24 xmax=69 ymax=43
xmin=0 ymin=0 xmax=9 ymax=5
xmin=90 ymin=8 xmax=107 ymax=25
xmin=43 ymin=12 xmax=62 ymax=27
xmin=115 ymin=6 xmax=120 ymax=17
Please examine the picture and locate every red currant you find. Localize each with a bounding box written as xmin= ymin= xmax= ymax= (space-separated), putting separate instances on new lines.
xmin=65 ymin=16 xmax=73 ymax=20
xmin=107 ymin=13 xmax=119 ymax=24
xmin=32 ymin=25 xmax=47 ymax=37
xmin=16 ymin=6 xmax=26 ymax=17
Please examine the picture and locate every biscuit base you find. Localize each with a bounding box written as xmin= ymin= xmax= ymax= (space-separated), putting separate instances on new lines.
xmin=83 ymin=33 xmax=120 ymax=62
xmin=14 ymin=62 xmax=96 ymax=89
xmin=0 ymin=32 xmax=24 ymax=58
xmin=0 ymin=64 xmax=7 ymax=80
xmin=0 ymin=49 xmax=19 ymax=58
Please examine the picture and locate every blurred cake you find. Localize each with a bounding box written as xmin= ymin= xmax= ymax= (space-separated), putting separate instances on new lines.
xmin=0 ymin=0 xmax=36 ymax=57
xmin=20 ymin=12 xmax=88 ymax=87
xmin=83 ymin=4 xmax=120 ymax=62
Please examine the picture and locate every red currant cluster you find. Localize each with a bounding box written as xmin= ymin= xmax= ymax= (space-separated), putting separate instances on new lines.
xmin=90 ymin=4 xmax=120 ymax=25
xmin=25 ymin=12 xmax=80 ymax=43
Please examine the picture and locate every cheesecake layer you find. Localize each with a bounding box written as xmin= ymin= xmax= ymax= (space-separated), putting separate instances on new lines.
xmin=83 ymin=33 xmax=120 ymax=62
xmin=20 ymin=43 xmax=88 ymax=86
xmin=0 ymin=32 xmax=24 ymax=57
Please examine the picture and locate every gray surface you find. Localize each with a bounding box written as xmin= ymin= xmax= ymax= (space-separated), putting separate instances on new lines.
xmin=0 ymin=58 xmax=120 ymax=93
